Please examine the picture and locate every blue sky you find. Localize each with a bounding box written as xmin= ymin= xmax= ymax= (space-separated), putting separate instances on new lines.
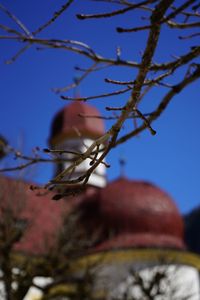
xmin=0 ymin=1 xmax=200 ymax=214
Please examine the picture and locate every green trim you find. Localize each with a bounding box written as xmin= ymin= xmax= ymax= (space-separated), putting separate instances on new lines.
xmin=12 ymin=248 xmax=200 ymax=272
xmin=70 ymin=248 xmax=200 ymax=272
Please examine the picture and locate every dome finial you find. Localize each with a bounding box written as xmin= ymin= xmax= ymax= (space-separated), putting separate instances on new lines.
xmin=73 ymin=65 xmax=81 ymax=98
xmin=119 ymin=154 xmax=126 ymax=178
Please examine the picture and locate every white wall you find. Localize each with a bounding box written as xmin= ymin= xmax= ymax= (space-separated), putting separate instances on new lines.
xmin=112 ymin=264 xmax=200 ymax=300
xmin=54 ymin=138 xmax=107 ymax=188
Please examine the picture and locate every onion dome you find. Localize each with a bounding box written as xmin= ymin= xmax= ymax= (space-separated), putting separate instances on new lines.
xmin=95 ymin=177 xmax=185 ymax=251
xmin=49 ymin=101 xmax=105 ymax=145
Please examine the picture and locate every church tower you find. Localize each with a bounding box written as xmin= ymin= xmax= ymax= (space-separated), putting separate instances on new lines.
xmin=48 ymin=101 xmax=106 ymax=188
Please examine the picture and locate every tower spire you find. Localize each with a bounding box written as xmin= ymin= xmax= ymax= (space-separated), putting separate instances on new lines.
xmin=73 ymin=65 xmax=81 ymax=98
xmin=49 ymin=101 xmax=106 ymax=188
xmin=119 ymin=155 xmax=126 ymax=178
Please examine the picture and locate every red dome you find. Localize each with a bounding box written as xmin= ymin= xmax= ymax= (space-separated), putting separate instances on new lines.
xmin=95 ymin=177 xmax=185 ymax=250
xmin=49 ymin=102 xmax=105 ymax=145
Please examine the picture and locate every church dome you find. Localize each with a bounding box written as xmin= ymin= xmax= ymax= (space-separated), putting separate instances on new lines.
xmin=49 ymin=101 xmax=105 ymax=145
xmin=95 ymin=177 xmax=185 ymax=251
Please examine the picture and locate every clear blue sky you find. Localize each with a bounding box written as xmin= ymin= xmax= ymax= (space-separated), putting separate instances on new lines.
xmin=0 ymin=1 xmax=200 ymax=214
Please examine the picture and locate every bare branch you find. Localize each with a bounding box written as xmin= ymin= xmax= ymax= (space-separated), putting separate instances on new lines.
xmin=0 ymin=24 xmax=22 ymax=36
xmin=179 ymin=32 xmax=200 ymax=39
xmin=77 ymin=0 xmax=157 ymax=20
xmin=116 ymin=64 xmax=200 ymax=146
xmin=0 ymin=0 xmax=75 ymax=65
xmin=61 ymin=86 xmax=132 ymax=101
xmin=0 ymin=3 xmax=32 ymax=37
xmin=33 ymin=0 xmax=74 ymax=35
xmin=167 ymin=20 xmax=200 ymax=28
xmin=164 ymin=0 xmax=197 ymax=22
xmin=53 ymin=62 xmax=98 ymax=93
xmin=117 ymin=0 xmax=199 ymax=32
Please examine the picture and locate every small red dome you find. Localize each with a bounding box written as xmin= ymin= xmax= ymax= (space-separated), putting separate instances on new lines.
xmin=95 ymin=177 xmax=185 ymax=250
xmin=49 ymin=102 xmax=105 ymax=145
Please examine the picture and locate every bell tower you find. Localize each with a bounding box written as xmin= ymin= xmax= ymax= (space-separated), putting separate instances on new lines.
xmin=48 ymin=101 xmax=106 ymax=188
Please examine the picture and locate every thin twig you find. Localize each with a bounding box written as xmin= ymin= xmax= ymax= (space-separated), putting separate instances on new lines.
xmin=0 ymin=3 xmax=32 ymax=37
xmin=77 ymin=0 xmax=157 ymax=19
xmin=53 ymin=62 xmax=98 ymax=94
xmin=33 ymin=0 xmax=74 ymax=35
xmin=116 ymin=65 xmax=200 ymax=146
xmin=61 ymin=86 xmax=132 ymax=101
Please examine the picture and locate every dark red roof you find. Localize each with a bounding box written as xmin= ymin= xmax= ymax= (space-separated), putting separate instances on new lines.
xmin=95 ymin=233 xmax=184 ymax=251
xmin=49 ymin=102 xmax=105 ymax=145
xmin=94 ymin=177 xmax=185 ymax=250
xmin=0 ymin=176 xmax=75 ymax=255
xmin=0 ymin=176 xmax=100 ymax=256
xmin=0 ymin=175 xmax=185 ymax=256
